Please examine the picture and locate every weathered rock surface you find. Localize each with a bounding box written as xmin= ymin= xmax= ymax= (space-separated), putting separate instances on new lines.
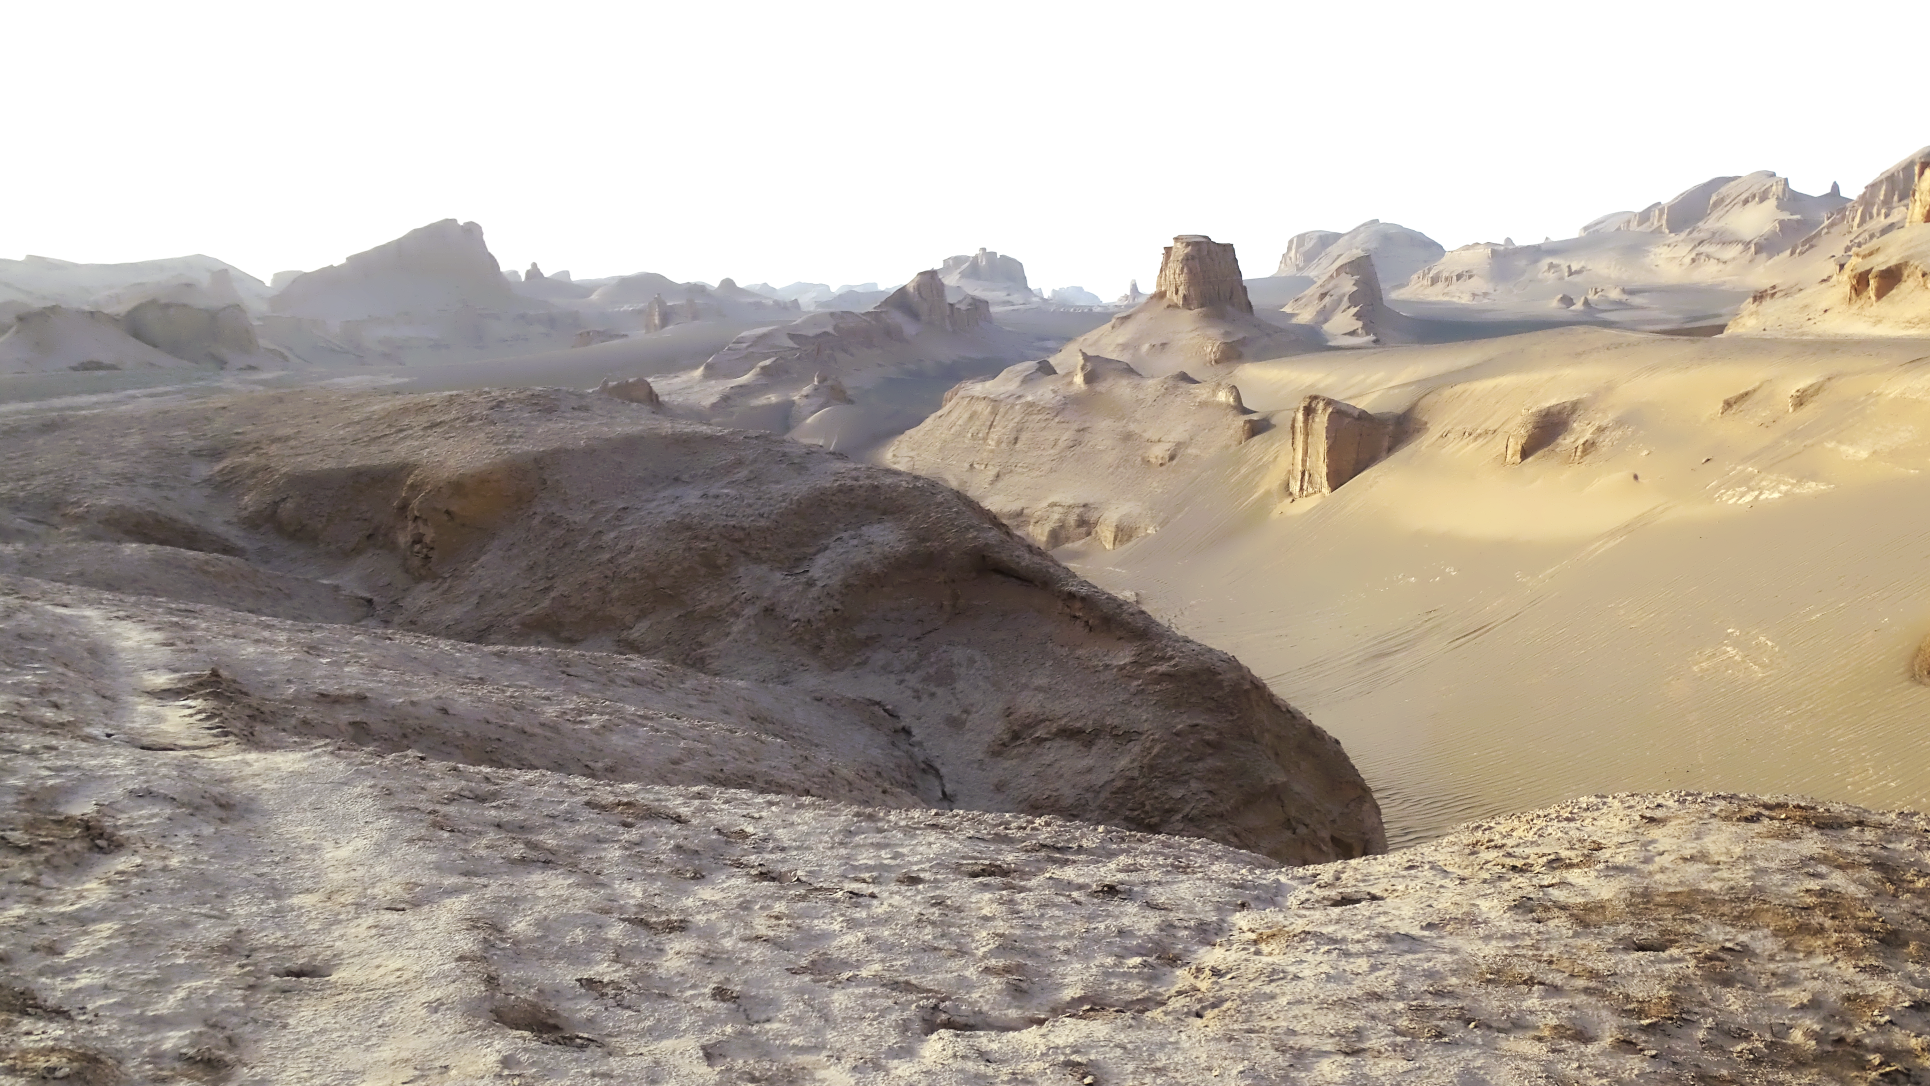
xmin=1156 ymin=235 xmax=1253 ymax=313
xmin=0 ymin=386 xmax=1380 ymax=865
xmin=1729 ymin=224 xmax=1930 ymax=336
xmin=1504 ymin=400 xmax=1582 ymax=464
xmin=269 ymin=219 xmax=521 ymax=322
xmin=1284 ymin=395 xmax=1394 ymax=498
xmin=887 ymin=354 xmax=1256 ymax=549
xmin=878 ymin=269 xmax=990 ymax=332
xmin=0 ymin=667 xmax=1920 ymax=1086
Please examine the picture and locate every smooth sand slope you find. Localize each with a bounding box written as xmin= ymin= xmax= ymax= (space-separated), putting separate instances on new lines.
xmin=896 ymin=325 xmax=1930 ymax=845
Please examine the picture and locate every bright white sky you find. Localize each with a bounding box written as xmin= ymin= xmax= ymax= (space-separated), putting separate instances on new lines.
xmin=8 ymin=0 xmax=1920 ymax=296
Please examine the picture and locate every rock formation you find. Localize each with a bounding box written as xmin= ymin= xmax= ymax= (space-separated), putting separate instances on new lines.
xmin=593 ymin=375 xmax=660 ymax=407
xmin=1912 ymin=160 xmax=1930 ymax=226
xmin=888 ymin=354 xmax=1257 ymax=549
xmin=1155 ymin=234 xmax=1253 ymax=313
xmin=120 ymin=299 xmax=263 ymax=367
xmin=1280 ymin=252 xmax=1411 ymax=345
xmin=1058 ymin=237 xmax=1320 ymax=377
xmin=650 ymin=271 xmax=1026 ymax=440
xmin=0 ymin=305 xmax=195 ymax=374
xmin=938 ymin=249 xmax=1033 ymax=306
xmin=1274 ymin=229 xmax=1344 ymax=276
xmin=0 ymin=386 xmax=1383 ymax=864
xmin=1284 ymin=394 xmax=1394 ymax=497
xmin=1116 ymin=279 xmax=1144 ymax=304
xmin=269 ymin=219 xmax=520 ymax=321
xmin=1727 ymin=152 xmax=1930 ymax=336
xmin=1277 ymin=221 xmax=1446 ymax=288
xmin=877 ymin=269 xmax=989 ymax=331
xmin=526 ymin=262 xmax=545 ymax=280
xmin=1504 ymin=400 xmax=1581 ymax=464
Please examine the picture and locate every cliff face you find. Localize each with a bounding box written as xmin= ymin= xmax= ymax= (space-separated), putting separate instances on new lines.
xmin=1285 ymin=394 xmax=1393 ymax=497
xmin=1155 ymin=235 xmax=1253 ymax=313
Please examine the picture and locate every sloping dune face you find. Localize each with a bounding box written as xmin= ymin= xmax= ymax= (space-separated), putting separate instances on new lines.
xmin=889 ymin=326 xmax=1930 ymax=844
xmin=0 ymin=386 xmax=1382 ymax=863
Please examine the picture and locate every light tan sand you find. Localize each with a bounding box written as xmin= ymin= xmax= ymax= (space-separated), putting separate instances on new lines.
xmin=978 ymin=327 xmax=1930 ymax=846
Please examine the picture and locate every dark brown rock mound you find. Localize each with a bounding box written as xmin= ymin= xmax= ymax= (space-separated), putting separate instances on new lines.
xmin=0 ymin=387 xmax=1382 ymax=863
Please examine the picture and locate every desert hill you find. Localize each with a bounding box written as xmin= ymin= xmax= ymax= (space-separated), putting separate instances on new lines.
xmin=1280 ymin=251 xmax=1416 ymax=346
xmin=1276 ymin=219 xmax=1446 ymax=286
xmin=0 ymin=384 xmax=1381 ymax=864
xmin=0 ymin=253 xmax=273 ymax=312
xmin=0 ymin=305 xmax=199 ymax=374
xmin=1728 ymin=151 xmax=1930 ymax=335
xmin=1393 ymin=171 xmax=1848 ymax=329
xmin=886 ymin=353 xmax=1256 ymax=549
xmin=650 ymin=269 xmax=1047 ymax=454
xmin=939 ymin=247 xmax=1037 ymax=307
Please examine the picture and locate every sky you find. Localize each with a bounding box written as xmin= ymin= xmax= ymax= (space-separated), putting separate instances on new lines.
xmin=7 ymin=0 xmax=1921 ymax=296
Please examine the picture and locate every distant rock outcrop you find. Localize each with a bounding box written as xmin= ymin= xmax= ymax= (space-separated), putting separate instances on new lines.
xmin=877 ymin=270 xmax=989 ymax=331
xmin=1285 ymin=395 xmax=1393 ymax=498
xmin=1156 ymin=235 xmax=1253 ymax=313
xmin=269 ymin=219 xmax=520 ymax=321
xmin=1281 ymin=222 xmax=1446 ymax=288
xmin=121 ymin=300 xmax=265 ymax=367
xmin=939 ymin=249 xmax=1034 ymax=306
xmin=1729 ymin=151 xmax=1930 ymax=336
xmin=573 ymin=329 xmax=628 ymax=348
xmin=1056 ymin=237 xmax=1320 ymax=377
xmin=1281 ymin=253 xmax=1411 ymax=345
xmin=0 ymin=386 xmax=1382 ymax=864
xmin=1275 ymin=230 xmax=1344 ymax=276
